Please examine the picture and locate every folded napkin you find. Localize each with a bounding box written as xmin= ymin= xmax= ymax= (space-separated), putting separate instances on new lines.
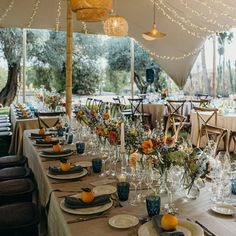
xmin=49 ymin=165 xmax=83 ymax=175
xmin=36 ymin=139 xmax=59 ymax=145
xmin=64 ymin=194 xmax=111 ymax=209
xmin=42 ymin=149 xmax=72 ymax=155
xmin=30 ymin=132 xmax=51 ymax=137
xmin=152 ymin=215 xmax=184 ymax=236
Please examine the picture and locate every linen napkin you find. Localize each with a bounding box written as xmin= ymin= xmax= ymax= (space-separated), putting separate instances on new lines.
xmin=30 ymin=132 xmax=51 ymax=138
xmin=64 ymin=194 xmax=111 ymax=209
xmin=49 ymin=165 xmax=83 ymax=175
xmin=42 ymin=149 xmax=72 ymax=155
xmin=36 ymin=139 xmax=59 ymax=145
xmin=152 ymin=215 xmax=184 ymax=236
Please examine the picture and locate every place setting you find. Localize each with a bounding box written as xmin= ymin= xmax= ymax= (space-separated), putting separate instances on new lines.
xmin=46 ymin=158 xmax=87 ymax=180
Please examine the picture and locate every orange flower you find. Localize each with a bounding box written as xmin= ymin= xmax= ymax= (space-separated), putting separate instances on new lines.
xmin=163 ymin=136 xmax=175 ymax=146
xmin=90 ymin=110 xmax=97 ymax=117
xmin=76 ymin=111 xmax=83 ymax=118
xmin=103 ymin=112 xmax=110 ymax=120
xmin=141 ymin=139 xmax=153 ymax=154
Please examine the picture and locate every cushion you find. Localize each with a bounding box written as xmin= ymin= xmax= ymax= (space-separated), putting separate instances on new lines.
xmin=0 ymin=167 xmax=31 ymax=181
xmin=0 ymin=155 xmax=26 ymax=169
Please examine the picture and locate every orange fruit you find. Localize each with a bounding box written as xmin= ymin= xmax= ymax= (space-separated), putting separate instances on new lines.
xmin=53 ymin=144 xmax=61 ymax=152
xmin=60 ymin=161 xmax=71 ymax=171
xmin=39 ymin=128 xmax=46 ymax=135
xmin=81 ymin=188 xmax=95 ymax=203
xmin=44 ymin=136 xmax=52 ymax=143
xmin=161 ymin=213 xmax=178 ymax=231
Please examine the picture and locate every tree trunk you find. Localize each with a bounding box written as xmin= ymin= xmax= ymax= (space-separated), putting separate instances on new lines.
xmin=0 ymin=62 xmax=19 ymax=106
xmin=201 ymin=46 xmax=211 ymax=94
xmin=134 ymin=72 xmax=148 ymax=94
xmin=228 ymin=60 xmax=233 ymax=94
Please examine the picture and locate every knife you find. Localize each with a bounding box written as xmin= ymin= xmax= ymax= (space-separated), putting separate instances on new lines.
xmin=195 ymin=220 xmax=217 ymax=236
xmin=67 ymin=214 xmax=108 ymax=224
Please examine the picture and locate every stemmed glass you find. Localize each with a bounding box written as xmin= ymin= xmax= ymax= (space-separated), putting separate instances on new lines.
xmin=99 ymin=141 xmax=111 ymax=177
xmin=144 ymin=170 xmax=154 ymax=196
xmin=165 ymin=165 xmax=184 ymax=212
xmin=128 ymin=168 xmax=140 ymax=206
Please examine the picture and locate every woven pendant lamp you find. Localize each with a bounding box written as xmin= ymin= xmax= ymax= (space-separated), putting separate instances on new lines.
xmin=70 ymin=0 xmax=112 ymax=22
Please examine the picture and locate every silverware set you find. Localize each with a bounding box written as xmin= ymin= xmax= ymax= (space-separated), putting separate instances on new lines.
xmin=187 ymin=218 xmax=216 ymax=236
xmin=67 ymin=212 xmax=108 ymax=224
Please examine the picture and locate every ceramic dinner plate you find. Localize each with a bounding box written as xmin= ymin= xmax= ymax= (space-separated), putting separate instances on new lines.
xmin=92 ymin=185 xmax=117 ymax=195
xmin=211 ymin=203 xmax=236 ymax=215
xmin=75 ymin=161 xmax=92 ymax=168
xmin=60 ymin=197 xmax=113 ymax=215
xmin=109 ymin=214 xmax=139 ymax=229
xmin=138 ymin=219 xmax=204 ymax=236
xmin=46 ymin=168 xmax=87 ymax=180
xmin=39 ymin=150 xmax=73 ymax=158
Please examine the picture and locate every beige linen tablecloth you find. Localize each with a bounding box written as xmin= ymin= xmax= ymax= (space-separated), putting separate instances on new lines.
xmin=190 ymin=111 xmax=236 ymax=151
xmin=23 ymin=129 xmax=236 ymax=236
xmin=9 ymin=105 xmax=58 ymax=155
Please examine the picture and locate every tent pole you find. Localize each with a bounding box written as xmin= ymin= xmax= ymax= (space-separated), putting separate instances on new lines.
xmin=66 ymin=0 xmax=73 ymax=116
xmin=22 ymin=29 xmax=27 ymax=103
xmin=130 ymin=38 xmax=134 ymax=98
xmin=212 ymin=35 xmax=216 ymax=98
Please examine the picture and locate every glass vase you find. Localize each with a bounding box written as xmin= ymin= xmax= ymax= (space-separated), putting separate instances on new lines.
xmin=185 ymin=183 xmax=200 ymax=200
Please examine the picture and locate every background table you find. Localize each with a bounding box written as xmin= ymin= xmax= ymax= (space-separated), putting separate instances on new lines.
xmin=23 ymin=129 xmax=236 ymax=236
xmin=190 ymin=111 xmax=236 ymax=151
xmin=9 ymin=105 xmax=58 ymax=155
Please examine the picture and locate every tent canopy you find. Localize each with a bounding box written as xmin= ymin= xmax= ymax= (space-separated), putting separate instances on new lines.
xmin=0 ymin=0 xmax=236 ymax=87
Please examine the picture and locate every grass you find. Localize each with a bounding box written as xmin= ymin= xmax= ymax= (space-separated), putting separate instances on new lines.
xmin=0 ymin=106 xmax=9 ymax=115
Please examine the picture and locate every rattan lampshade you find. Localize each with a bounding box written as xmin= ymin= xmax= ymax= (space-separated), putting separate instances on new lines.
xmin=70 ymin=0 xmax=112 ymax=22
xmin=104 ymin=15 xmax=128 ymax=36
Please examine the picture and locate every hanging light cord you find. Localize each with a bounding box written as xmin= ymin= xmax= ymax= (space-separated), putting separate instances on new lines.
xmin=153 ymin=0 xmax=156 ymax=25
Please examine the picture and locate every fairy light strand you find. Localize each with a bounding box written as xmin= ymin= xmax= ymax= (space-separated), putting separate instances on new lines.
xmin=179 ymin=0 xmax=232 ymax=30
xmin=157 ymin=0 xmax=227 ymax=34
xmin=0 ymin=0 xmax=15 ymax=24
xmin=55 ymin=0 xmax=62 ymax=32
xmin=82 ymin=21 xmax=88 ymax=34
xmin=149 ymin=0 xmax=204 ymax=39
xmin=209 ymin=0 xmax=236 ymax=12
xmin=134 ymin=38 xmax=203 ymax=61
xmin=27 ymin=0 xmax=41 ymax=28
xmin=193 ymin=0 xmax=236 ymax=22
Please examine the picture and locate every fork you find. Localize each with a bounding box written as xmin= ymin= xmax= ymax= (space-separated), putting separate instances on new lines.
xmin=67 ymin=213 xmax=108 ymax=224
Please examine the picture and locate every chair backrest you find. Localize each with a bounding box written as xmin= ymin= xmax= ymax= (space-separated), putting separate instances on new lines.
xmin=113 ymin=97 xmax=121 ymax=104
xmin=165 ymin=113 xmax=186 ymax=141
xmin=92 ymin=99 xmax=103 ymax=111
xmin=195 ymin=94 xmax=209 ymax=99
xmin=110 ymin=103 xmax=125 ymax=119
xmin=128 ymin=98 xmax=143 ymax=116
xmin=166 ymin=100 xmax=186 ymax=116
xmin=35 ymin=111 xmax=65 ymax=128
xmin=85 ymin=98 xmax=93 ymax=107
xmin=190 ymin=99 xmax=210 ymax=109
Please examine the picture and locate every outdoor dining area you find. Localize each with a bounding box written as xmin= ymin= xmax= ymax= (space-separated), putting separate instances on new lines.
xmin=1 ymin=0 xmax=236 ymax=236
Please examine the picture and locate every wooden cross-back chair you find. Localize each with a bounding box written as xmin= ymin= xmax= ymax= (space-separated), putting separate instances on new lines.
xmin=190 ymin=99 xmax=210 ymax=109
xmin=128 ymin=98 xmax=152 ymax=126
xmin=110 ymin=103 xmax=125 ymax=119
xmin=85 ymin=98 xmax=93 ymax=107
xmin=35 ymin=111 xmax=65 ymax=129
xmin=92 ymin=99 xmax=103 ymax=110
xmin=113 ymin=97 xmax=121 ymax=104
xmin=228 ymin=130 xmax=236 ymax=153
xmin=166 ymin=100 xmax=186 ymax=116
xmin=193 ymin=107 xmax=227 ymax=152
xmin=165 ymin=113 xmax=187 ymax=141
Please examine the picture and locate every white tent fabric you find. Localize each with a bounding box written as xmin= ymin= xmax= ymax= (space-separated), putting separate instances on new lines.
xmin=0 ymin=0 xmax=236 ymax=87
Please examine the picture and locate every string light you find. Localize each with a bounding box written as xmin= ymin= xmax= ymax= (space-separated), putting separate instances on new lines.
xmin=55 ymin=0 xmax=62 ymax=32
xmin=157 ymin=0 xmax=225 ymax=34
xmin=134 ymin=38 xmax=203 ymax=61
xmin=149 ymin=0 xmax=204 ymax=39
xmin=193 ymin=0 xmax=236 ymax=22
xmin=179 ymin=0 xmax=232 ymax=31
xmin=0 ymin=0 xmax=15 ymax=24
xmin=82 ymin=21 xmax=88 ymax=34
xmin=209 ymin=0 xmax=236 ymax=12
xmin=27 ymin=0 xmax=41 ymax=28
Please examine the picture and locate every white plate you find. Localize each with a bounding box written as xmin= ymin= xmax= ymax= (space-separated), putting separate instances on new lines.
xmin=39 ymin=150 xmax=73 ymax=158
xmin=211 ymin=203 xmax=236 ymax=215
xmin=75 ymin=161 xmax=92 ymax=168
xmin=60 ymin=197 xmax=113 ymax=215
xmin=93 ymin=185 xmax=116 ymax=195
xmin=109 ymin=214 xmax=139 ymax=229
xmin=138 ymin=219 xmax=204 ymax=236
xmin=46 ymin=168 xmax=87 ymax=180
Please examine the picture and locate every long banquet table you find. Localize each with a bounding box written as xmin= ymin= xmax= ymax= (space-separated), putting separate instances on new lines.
xmin=23 ymin=130 xmax=236 ymax=236
xmin=9 ymin=105 xmax=58 ymax=155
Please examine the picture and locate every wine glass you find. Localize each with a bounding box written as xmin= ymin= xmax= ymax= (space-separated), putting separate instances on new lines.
xmin=128 ymin=169 xmax=140 ymax=206
xmin=144 ymin=170 xmax=154 ymax=196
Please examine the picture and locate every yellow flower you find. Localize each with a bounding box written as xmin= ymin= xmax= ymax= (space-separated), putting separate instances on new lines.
xmin=129 ymin=152 xmax=139 ymax=168
xmin=103 ymin=112 xmax=110 ymax=120
xmin=130 ymin=128 xmax=137 ymax=136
